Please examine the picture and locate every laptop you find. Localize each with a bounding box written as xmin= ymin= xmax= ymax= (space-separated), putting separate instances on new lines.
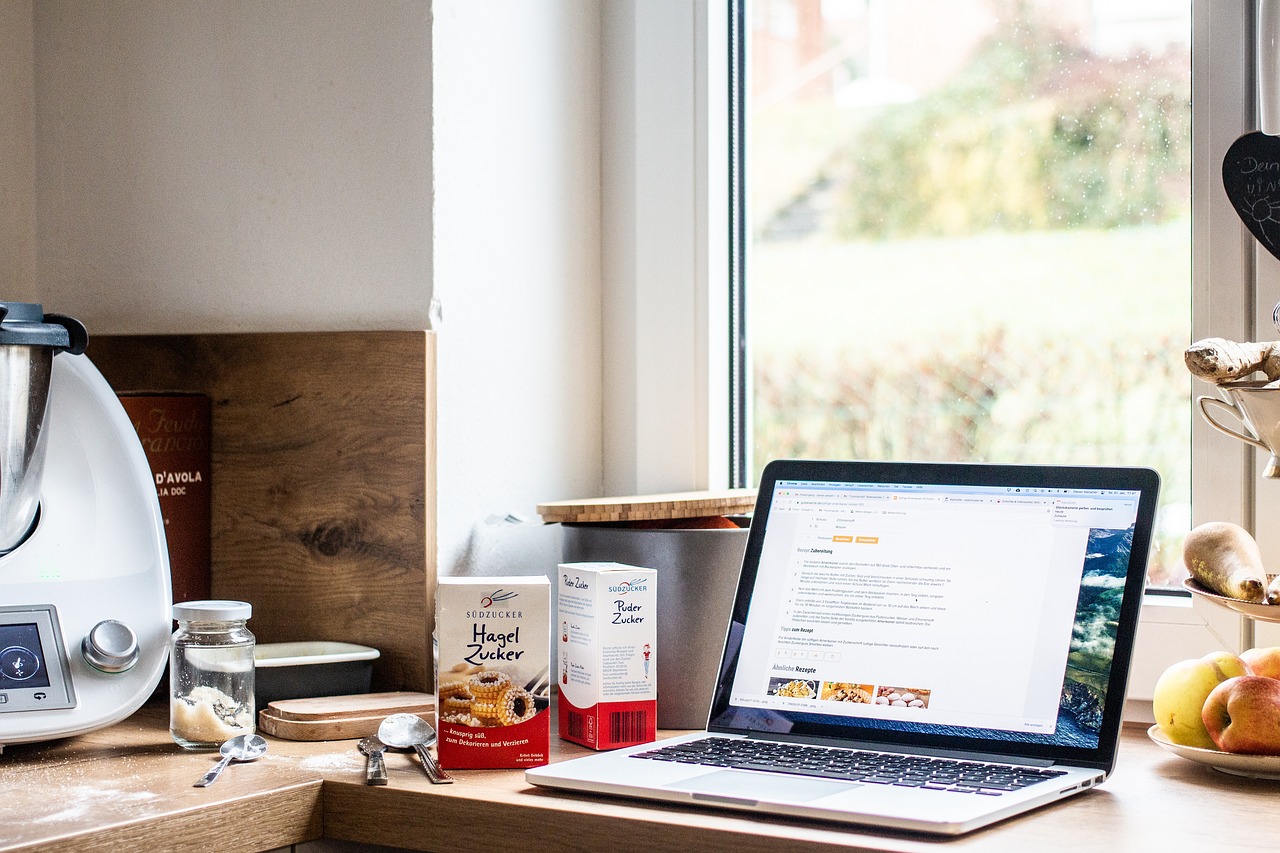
xmin=526 ymin=459 xmax=1160 ymax=835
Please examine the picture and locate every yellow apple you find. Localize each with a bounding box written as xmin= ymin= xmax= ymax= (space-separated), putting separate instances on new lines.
xmin=1152 ymin=651 xmax=1252 ymax=749
xmin=1202 ymin=675 xmax=1280 ymax=754
xmin=1201 ymin=650 xmax=1253 ymax=680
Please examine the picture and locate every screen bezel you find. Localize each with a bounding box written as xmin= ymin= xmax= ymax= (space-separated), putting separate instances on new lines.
xmin=706 ymin=459 xmax=1161 ymax=775
xmin=0 ymin=604 xmax=77 ymax=713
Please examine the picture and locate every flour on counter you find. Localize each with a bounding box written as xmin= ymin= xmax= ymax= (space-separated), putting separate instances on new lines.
xmin=29 ymin=785 xmax=159 ymax=825
xmin=299 ymin=752 xmax=362 ymax=772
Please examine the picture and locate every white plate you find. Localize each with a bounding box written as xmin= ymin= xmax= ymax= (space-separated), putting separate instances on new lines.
xmin=1147 ymin=725 xmax=1280 ymax=780
xmin=1182 ymin=577 xmax=1280 ymax=622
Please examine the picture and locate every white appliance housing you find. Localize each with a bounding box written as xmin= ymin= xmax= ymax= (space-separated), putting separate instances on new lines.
xmin=0 ymin=352 xmax=171 ymax=747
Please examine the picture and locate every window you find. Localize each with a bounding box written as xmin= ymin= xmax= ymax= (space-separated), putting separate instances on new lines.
xmin=741 ymin=0 xmax=1191 ymax=588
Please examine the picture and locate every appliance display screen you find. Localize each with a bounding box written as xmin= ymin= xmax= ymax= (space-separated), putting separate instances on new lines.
xmin=0 ymin=623 xmax=52 ymax=690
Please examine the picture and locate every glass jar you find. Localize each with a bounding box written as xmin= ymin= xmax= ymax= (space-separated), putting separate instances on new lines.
xmin=169 ymin=600 xmax=255 ymax=750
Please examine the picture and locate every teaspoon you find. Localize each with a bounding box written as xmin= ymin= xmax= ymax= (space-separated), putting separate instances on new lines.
xmin=358 ymin=735 xmax=388 ymax=785
xmin=194 ymin=733 xmax=268 ymax=787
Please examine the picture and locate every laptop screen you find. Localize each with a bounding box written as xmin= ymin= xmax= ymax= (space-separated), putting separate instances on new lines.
xmin=708 ymin=460 xmax=1160 ymax=770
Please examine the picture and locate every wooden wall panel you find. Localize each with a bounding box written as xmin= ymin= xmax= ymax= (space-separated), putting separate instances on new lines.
xmin=89 ymin=331 xmax=436 ymax=693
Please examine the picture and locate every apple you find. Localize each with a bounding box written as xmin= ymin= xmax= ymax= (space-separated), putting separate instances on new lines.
xmin=1152 ymin=651 xmax=1252 ymax=749
xmin=1201 ymin=649 xmax=1252 ymax=678
xmin=1241 ymin=646 xmax=1280 ymax=680
xmin=1202 ymin=675 xmax=1280 ymax=754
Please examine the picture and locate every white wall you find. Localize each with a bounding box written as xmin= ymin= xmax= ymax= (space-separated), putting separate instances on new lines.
xmin=0 ymin=0 xmax=35 ymax=299
xmin=432 ymin=0 xmax=603 ymax=577
xmin=31 ymin=0 xmax=433 ymax=333
xmin=13 ymin=0 xmax=610 ymax=580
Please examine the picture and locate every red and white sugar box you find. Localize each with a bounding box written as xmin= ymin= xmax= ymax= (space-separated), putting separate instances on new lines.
xmin=436 ymin=576 xmax=550 ymax=768
xmin=557 ymin=562 xmax=657 ymax=750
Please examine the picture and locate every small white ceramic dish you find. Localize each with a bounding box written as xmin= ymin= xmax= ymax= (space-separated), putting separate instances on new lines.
xmin=1182 ymin=577 xmax=1280 ymax=622
xmin=1147 ymin=724 xmax=1280 ymax=780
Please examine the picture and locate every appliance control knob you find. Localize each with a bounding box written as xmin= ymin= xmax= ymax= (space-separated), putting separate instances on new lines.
xmin=82 ymin=620 xmax=139 ymax=673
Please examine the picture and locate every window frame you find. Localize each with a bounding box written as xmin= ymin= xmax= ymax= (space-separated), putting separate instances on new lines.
xmin=1208 ymin=0 xmax=1280 ymax=652
xmin=1181 ymin=0 xmax=1280 ymax=664
xmin=599 ymin=0 xmax=731 ymax=497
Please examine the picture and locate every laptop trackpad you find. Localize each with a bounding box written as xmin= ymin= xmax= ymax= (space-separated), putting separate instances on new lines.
xmin=666 ymin=770 xmax=854 ymax=804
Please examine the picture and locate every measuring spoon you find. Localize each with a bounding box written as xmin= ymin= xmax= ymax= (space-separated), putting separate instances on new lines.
xmin=377 ymin=713 xmax=453 ymax=784
xmin=194 ymin=733 xmax=268 ymax=787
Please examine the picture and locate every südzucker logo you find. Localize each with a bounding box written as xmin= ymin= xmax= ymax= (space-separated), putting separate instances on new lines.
xmin=467 ymin=588 xmax=521 ymax=619
xmin=607 ymin=578 xmax=649 ymax=594
xmin=480 ymin=589 xmax=518 ymax=608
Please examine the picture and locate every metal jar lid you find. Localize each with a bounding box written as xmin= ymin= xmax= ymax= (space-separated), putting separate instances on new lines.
xmin=173 ymin=600 xmax=253 ymax=622
xmin=0 ymin=302 xmax=87 ymax=353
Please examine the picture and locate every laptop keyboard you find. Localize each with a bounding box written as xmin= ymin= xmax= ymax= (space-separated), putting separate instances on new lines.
xmin=632 ymin=737 xmax=1068 ymax=796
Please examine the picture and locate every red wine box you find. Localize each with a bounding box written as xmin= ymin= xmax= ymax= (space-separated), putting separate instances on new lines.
xmin=117 ymin=393 xmax=211 ymax=606
xmin=557 ymin=562 xmax=657 ymax=750
xmin=436 ymin=576 xmax=550 ymax=768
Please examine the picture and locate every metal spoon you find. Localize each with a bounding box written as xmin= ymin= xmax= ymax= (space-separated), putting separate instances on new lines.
xmin=193 ymin=733 xmax=268 ymax=787
xmin=377 ymin=713 xmax=453 ymax=784
xmin=358 ymin=735 xmax=388 ymax=785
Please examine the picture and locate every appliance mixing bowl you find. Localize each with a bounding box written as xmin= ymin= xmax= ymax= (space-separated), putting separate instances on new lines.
xmin=0 ymin=304 xmax=86 ymax=553
xmin=0 ymin=343 xmax=53 ymax=552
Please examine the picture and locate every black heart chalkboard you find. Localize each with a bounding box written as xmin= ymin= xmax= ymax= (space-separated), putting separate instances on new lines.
xmin=1224 ymin=131 xmax=1280 ymax=262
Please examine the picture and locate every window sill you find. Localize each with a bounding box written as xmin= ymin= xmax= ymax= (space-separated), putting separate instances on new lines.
xmin=1139 ymin=590 xmax=1198 ymax=623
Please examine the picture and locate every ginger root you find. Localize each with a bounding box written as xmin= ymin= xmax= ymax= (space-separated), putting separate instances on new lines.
xmin=1185 ymin=337 xmax=1280 ymax=384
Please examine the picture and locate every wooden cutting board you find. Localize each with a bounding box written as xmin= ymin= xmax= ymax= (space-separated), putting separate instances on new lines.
xmin=258 ymin=691 xmax=435 ymax=741
xmin=537 ymin=489 xmax=757 ymax=524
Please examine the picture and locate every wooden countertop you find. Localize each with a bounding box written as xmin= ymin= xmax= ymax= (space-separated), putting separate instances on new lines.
xmin=1 ymin=708 xmax=1276 ymax=853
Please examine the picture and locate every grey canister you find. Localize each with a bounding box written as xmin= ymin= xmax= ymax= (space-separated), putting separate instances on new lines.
xmin=559 ymin=521 xmax=749 ymax=729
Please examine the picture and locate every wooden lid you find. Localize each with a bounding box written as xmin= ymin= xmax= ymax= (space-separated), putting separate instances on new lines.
xmin=257 ymin=691 xmax=436 ymax=741
xmin=537 ymin=488 xmax=757 ymax=524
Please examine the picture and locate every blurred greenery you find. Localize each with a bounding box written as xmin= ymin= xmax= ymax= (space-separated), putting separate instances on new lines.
xmin=831 ymin=14 xmax=1189 ymax=239
xmin=753 ymin=327 xmax=1190 ymax=584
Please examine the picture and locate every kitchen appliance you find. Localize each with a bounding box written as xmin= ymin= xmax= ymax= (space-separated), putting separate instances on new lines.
xmin=0 ymin=303 xmax=171 ymax=749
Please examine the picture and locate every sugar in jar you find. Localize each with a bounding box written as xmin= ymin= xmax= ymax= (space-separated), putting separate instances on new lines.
xmin=169 ymin=600 xmax=255 ymax=750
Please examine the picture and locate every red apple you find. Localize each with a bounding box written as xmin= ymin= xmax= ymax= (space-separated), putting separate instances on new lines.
xmin=1241 ymin=646 xmax=1280 ymax=680
xmin=1201 ymin=675 xmax=1280 ymax=754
